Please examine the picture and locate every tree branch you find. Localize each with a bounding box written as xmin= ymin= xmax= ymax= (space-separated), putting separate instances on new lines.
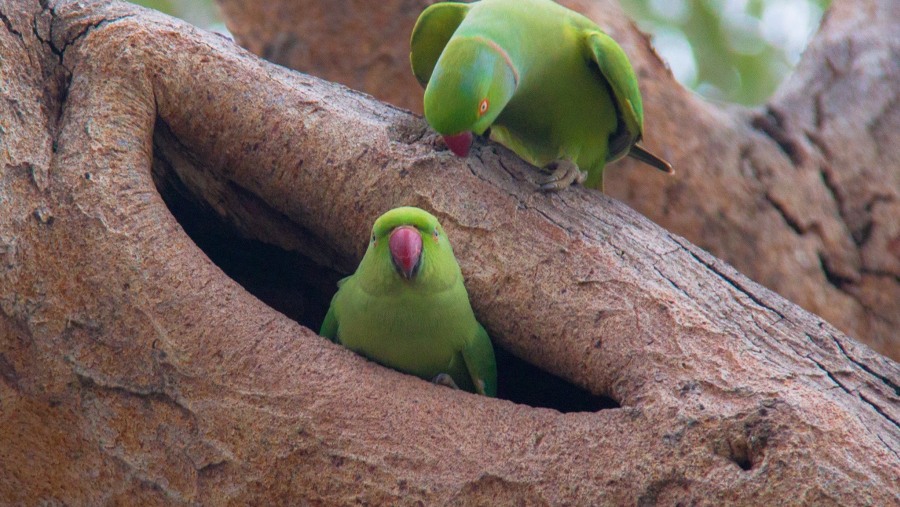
xmin=215 ymin=0 xmax=900 ymax=360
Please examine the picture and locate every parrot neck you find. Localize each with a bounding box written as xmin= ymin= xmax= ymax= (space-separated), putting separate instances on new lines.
xmin=470 ymin=35 xmax=519 ymax=88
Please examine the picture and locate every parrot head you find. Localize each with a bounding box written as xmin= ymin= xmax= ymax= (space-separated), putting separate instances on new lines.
xmin=424 ymin=36 xmax=518 ymax=157
xmin=359 ymin=207 xmax=461 ymax=288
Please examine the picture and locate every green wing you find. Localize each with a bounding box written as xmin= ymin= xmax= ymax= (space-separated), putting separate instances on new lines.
xmin=320 ymin=275 xmax=352 ymax=342
xmin=583 ymin=30 xmax=643 ymax=160
xmin=319 ymin=304 xmax=339 ymax=342
xmin=410 ymin=2 xmax=471 ymax=87
xmin=461 ymin=324 xmax=497 ymax=397
xmin=584 ymin=31 xmax=672 ymax=173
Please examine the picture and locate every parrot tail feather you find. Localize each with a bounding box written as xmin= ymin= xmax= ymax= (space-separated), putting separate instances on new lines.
xmin=629 ymin=144 xmax=674 ymax=174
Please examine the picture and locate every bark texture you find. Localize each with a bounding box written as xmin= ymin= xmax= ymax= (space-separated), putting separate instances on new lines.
xmin=216 ymin=0 xmax=900 ymax=361
xmin=0 ymin=0 xmax=898 ymax=505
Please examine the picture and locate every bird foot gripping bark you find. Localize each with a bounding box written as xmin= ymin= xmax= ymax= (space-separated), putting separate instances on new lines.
xmin=431 ymin=373 xmax=460 ymax=390
xmin=539 ymin=159 xmax=586 ymax=191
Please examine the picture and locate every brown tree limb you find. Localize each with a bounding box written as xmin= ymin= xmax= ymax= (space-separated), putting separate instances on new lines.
xmin=215 ymin=0 xmax=900 ymax=360
xmin=0 ymin=0 xmax=897 ymax=504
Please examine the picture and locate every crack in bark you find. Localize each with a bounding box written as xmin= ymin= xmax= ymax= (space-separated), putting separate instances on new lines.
xmin=853 ymin=193 xmax=895 ymax=247
xmin=470 ymin=150 xmax=575 ymax=235
xmin=832 ymin=336 xmax=900 ymax=396
xmin=859 ymin=268 xmax=900 ymax=281
xmin=866 ymin=93 xmax=899 ymax=147
xmin=27 ymin=4 xmax=70 ymax=131
xmin=42 ymin=3 xmax=61 ymax=61
xmin=764 ymin=192 xmax=805 ymax=236
xmin=877 ymin=434 xmax=900 ymax=464
xmin=41 ymin=0 xmax=134 ymax=70
xmin=817 ymin=164 xmax=844 ymax=230
xmin=738 ymin=125 xmax=872 ymax=307
xmin=59 ymin=16 xmax=134 ymax=60
xmin=804 ymin=333 xmax=900 ymax=432
xmin=495 ymin=157 xmax=523 ymax=184
xmin=803 ymin=350 xmax=900 ymax=452
xmin=750 ymin=106 xmax=806 ymax=166
xmin=0 ymin=352 xmax=20 ymax=390
xmin=72 ymin=370 xmax=194 ymax=421
xmin=196 ymin=459 xmax=230 ymax=475
xmin=652 ymin=265 xmax=691 ymax=300
xmin=818 ymin=252 xmax=856 ymax=290
xmin=806 ymin=354 xmax=852 ymax=394
xmin=812 ymin=91 xmax=826 ymax=130
xmin=804 ymin=129 xmax=832 ymax=160
xmin=105 ymin=453 xmax=186 ymax=504
xmin=0 ymin=9 xmax=24 ymax=42
xmin=859 ymin=392 xmax=900 ymax=430
xmin=674 ymin=236 xmax=787 ymax=322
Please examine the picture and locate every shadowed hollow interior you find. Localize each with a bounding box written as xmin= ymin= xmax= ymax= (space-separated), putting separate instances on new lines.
xmin=151 ymin=148 xmax=619 ymax=413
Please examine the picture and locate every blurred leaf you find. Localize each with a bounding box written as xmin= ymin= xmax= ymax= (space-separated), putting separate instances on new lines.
xmin=621 ymin=0 xmax=831 ymax=105
xmin=126 ymin=0 xmax=222 ymax=30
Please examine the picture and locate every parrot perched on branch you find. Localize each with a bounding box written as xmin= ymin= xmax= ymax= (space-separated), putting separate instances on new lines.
xmin=320 ymin=207 xmax=497 ymax=397
xmin=410 ymin=0 xmax=673 ymax=191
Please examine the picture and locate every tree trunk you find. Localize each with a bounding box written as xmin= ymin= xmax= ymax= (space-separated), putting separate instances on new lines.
xmin=216 ymin=0 xmax=900 ymax=361
xmin=0 ymin=0 xmax=897 ymax=505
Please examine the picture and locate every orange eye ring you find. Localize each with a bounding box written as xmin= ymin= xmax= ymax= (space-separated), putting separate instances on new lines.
xmin=478 ymin=98 xmax=490 ymax=116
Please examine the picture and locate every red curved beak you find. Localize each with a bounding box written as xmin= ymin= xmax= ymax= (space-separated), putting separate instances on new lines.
xmin=442 ymin=132 xmax=473 ymax=157
xmin=389 ymin=226 xmax=423 ymax=280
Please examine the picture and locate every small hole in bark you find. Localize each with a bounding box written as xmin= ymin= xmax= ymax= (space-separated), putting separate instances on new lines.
xmin=726 ymin=439 xmax=754 ymax=471
xmin=153 ymin=153 xmax=618 ymax=413
xmin=733 ymin=454 xmax=752 ymax=471
xmin=714 ymin=435 xmax=757 ymax=472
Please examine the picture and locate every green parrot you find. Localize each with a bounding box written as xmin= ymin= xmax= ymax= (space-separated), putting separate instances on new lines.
xmin=410 ymin=0 xmax=673 ymax=191
xmin=320 ymin=206 xmax=497 ymax=397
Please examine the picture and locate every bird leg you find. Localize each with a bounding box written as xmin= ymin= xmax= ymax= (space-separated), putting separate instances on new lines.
xmin=539 ymin=159 xmax=585 ymax=191
xmin=431 ymin=373 xmax=460 ymax=390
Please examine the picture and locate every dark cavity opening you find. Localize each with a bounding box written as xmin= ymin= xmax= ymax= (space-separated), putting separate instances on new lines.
xmin=495 ymin=347 xmax=618 ymax=412
xmin=733 ymin=454 xmax=753 ymax=471
xmin=153 ymin=157 xmax=618 ymax=413
xmin=715 ymin=436 xmax=755 ymax=472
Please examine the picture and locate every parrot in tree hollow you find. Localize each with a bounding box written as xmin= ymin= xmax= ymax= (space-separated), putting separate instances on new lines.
xmin=410 ymin=0 xmax=673 ymax=191
xmin=319 ymin=206 xmax=497 ymax=397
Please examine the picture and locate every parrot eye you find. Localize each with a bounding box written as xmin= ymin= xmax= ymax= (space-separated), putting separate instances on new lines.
xmin=478 ymin=98 xmax=489 ymax=116
xmin=432 ymin=229 xmax=440 ymax=242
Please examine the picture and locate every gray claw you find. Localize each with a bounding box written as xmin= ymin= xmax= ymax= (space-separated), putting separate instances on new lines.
xmin=431 ymin=373 xmax=460 ymax=390
xmin=539 ymin=160 xmax=585 ymax=191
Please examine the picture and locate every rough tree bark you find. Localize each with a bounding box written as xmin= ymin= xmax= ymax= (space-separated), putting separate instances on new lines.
xmin=216 ymin=0 xmax=900 ymax=361
xmin=0 ymin=0 xmax=898 ymax=505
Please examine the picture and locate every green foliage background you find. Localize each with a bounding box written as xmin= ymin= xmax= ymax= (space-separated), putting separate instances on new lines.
xmin=127 ymin=0 xmax=831 ymax=106
xmin=620 ymin=0 xmax=831 ymax=104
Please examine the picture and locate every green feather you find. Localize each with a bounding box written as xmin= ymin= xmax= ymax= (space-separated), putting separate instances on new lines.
xmin=461 ymin=324 xmax=497 ymax=396
xmin=320 ymin=304 xmax=338 ymax=342
xmin=410 ymin=2 xmax=471 ymax=87
xmin=320 ymin=207 xmax=497 ymax=397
